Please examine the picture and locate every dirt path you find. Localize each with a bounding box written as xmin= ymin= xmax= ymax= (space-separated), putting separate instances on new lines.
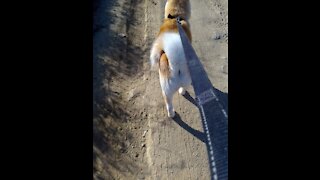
xmin=93 ymin=0 xmax=228 ymax=179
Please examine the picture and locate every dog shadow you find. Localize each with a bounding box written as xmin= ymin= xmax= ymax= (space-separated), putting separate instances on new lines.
xmin=172 ymin=112 xmax=206 ymax=143
xmin=172 ymin=89 xmax=228 ymax=144
xmin=182 ymin=91 xmax=198 ymax=107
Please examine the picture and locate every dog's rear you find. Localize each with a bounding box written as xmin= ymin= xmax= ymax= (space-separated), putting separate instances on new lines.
xmin=150 ymin=0 xmax=191 ymax=118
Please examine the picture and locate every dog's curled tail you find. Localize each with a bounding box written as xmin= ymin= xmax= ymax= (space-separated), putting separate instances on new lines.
xmin=150 ymin=37 xmax=163 ymax=71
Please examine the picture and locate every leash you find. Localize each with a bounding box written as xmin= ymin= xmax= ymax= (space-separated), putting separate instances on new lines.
xmin=176 ymin=18 xmax=228 ymax=180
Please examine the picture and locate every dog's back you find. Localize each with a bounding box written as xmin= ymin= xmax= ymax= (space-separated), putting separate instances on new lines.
xmin=150 ymin=18 xmax=191 ymax=70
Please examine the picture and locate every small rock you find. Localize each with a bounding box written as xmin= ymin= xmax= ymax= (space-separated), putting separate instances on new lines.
xmin=212 ymin=32 xmax=221 ymax=40
xmin=128 ymin=88 xmax=139 ymax=101
xmin=143 ymin=75 xmax=149 ymax=81
xmin=119 ymin=33 xmax=126 ymax=38
xmin=135 ymin=153 xmax=139 ymax=157
xmin=112 ymin=91 xmax=120 ymax=96
xmin=107 ymin=97 xmax=114 ymax=108
xmin=142 ymin=130 xmax=148 ymax=137
xmin=141 ymin=143 xmax=146 ymax=148
xmin=222 ymin=65 xmax=228 ymax=74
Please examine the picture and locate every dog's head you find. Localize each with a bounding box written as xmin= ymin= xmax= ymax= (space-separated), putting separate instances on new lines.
xmin=164 ymin=0 xmax=191 ymax=21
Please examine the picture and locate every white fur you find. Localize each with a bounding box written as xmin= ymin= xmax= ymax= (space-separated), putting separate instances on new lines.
xmin=160 ymin=32 xmax=191 ymax=94
xmin=164 ymin=2 xmax=168 ymax=18
xmin=159 ymin=32 xmax=192 ymax=117
xmin=150 ymin=38 xmax=162 ymax=70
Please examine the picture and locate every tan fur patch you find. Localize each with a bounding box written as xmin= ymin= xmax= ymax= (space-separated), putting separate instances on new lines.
xmin=165 ymin=0 xmax=190 ymax=20
xmin=158 ymin=19 xmax=192 ymax=42
xmin=159 ymin=52 xmax=170 ymax=78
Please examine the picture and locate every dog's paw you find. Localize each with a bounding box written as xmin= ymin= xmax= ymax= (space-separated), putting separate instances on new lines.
xmin=168 ymin=110 xmax=175 ymax=118
xmin=178 ymin=87 xmax=186 ymax=95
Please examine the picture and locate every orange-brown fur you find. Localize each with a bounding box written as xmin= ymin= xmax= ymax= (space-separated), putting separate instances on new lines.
xmin=158 ymin=18 xmax=192 ymax=43
xmin=159 ymin=52 xmax=170 ymax=78
xmin=165 ymin=0 xmax=191 ymax=21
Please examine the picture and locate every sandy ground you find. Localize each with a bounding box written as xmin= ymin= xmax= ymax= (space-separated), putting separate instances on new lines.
xmin=93 ymin=0 xmax=228 ymax=179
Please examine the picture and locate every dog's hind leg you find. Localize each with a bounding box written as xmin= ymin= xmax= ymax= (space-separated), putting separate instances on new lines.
xmin=163 ymin=92 xmax=175 ymax=118
xmin=159 ymin=53 xmax=175 ymax=118
xmin=178 ymin=72 xmax=191 ymax=96
xmin=178 ymin=87 xmax=186 ymax=95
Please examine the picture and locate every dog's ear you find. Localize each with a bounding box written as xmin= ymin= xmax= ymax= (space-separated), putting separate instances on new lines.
xmin=167 ymin=14 xmax=174 ymax=19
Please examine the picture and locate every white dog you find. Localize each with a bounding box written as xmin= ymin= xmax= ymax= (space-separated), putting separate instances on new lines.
xmin=150 ymin=0 xmax=192 ymax=118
